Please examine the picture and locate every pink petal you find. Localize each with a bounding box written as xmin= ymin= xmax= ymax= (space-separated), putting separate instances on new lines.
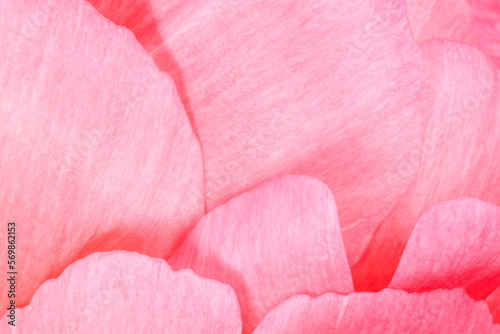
xmin=169 ymin=175 xmax=353 ymax=333
xmin=405 ymin=0 xmax=500 ymax=68
xmin=352 ymin=39 xmax=500 ymax=290
xmin=0 ymin=251 xmax=242 ymax=333
xmin=488 ymin=287 xmax=500 ymax=324
xmin=389 ymin=198 xmax=500 ymax=300
xmin=254 ymin=289 xmax=499 ymax=333
xmin=470 ymin=0 xmax=500 ymax=67
xmin=0 ymin=0 xmax=204 ymax=314
xmin=405 ymin=0 xmax=473 ymax=43
xmin=87 ymin=0 xmax=431 ymax=267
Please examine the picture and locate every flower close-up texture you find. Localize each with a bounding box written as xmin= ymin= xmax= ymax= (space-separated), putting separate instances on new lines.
xmin=1 ymin=0 xmax=500 ymax=333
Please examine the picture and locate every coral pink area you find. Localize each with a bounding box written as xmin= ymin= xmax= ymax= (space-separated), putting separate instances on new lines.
xmin=390 ymin=198 xmax=500 ymax=300
xmin=488 ymin=287 xmax=500 ymax=324
xmin=88 ymin=0 xmax=431 ymax=269
xmin=1 ymin=0 xmax=499 ymax=330
xmin=352 ymin=39 xmax=500 ymax=291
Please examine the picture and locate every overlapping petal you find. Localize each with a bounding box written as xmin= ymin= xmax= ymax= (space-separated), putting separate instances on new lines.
xmin=488 ymin=287 xmax=500 ymax=324
xmin=253 ymin=289 xmax=499 ymax=333
xmin=0 ymin=0 xmax=204 ymax=315
xmin=353 ymin=39 xmax=500 ymax=290
xmin=3 ymin=1 xmax=499 ymax=331
xmin=87 ymin=0 xmax=431 ymax=267
xmin=169 ymin=175 xmax=353 ymax=333
xmin=405 ymin=0 xmax=500 ymax=68
xmin=470 ymin=0 xmax=500 ymax=67
xmin=405 ymin=0 xmax=473 ymax=43
xmin=0 ymin=251 xmax=242 ymax=333
xmin=389 ymin=198 xmax=500 ymax=300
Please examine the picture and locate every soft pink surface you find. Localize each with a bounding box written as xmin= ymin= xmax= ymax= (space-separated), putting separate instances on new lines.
xmin=389 ymin=198 xmax=500 ymax=299
xmin=0 ymin=0 xmax=204 ymax=314
xmin=352 ymin=39 xmax=500 ymax=290
xmin=169 ymin=175 xmax=353 ymax=333
xmin=405 ymin=0 xmax=473 ymax=43
xmin=253 ymin=289 xmax=500 ymax=333
xmin=3 ymin=0 xmax=500 ymax=330
xmin=406 ymin=0 xmax=500 ymax=68
xmin=471 ymin=0 xmax=500 ymax=67
xmin=88 ymin=0 xmax=431 ymax=268
xmin=0 ymin=251 xmax=241 ymax=333
xmin=488 ymin=287 xmax=500 ymax=324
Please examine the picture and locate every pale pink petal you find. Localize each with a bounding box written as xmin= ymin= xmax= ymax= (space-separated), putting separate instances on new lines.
xmin=471 ymin=0 xmax=500 ymax=67
xmin=488 ymin=287 xmax=500 ymax=324
xmin=169 ymin=175 xmax=353 ymax=333
xmin=0 ymin=0 xmax=204 ymax=314
xmin=0 ymin=251 xmax=242 ymax=333
xmin=405 ymin=0 xmax=473 ymax=43
xmin=254 ymin=289 xmax=499 ymax=333
xmin=87 ymin=0 xmax=431 ymax=267
xmin=352 ymin=39 xmax=500 ymax=290
xmin=389 ymin=198 xmax=500 ymax=300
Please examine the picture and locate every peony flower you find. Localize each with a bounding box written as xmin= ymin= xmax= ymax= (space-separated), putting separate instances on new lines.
xmin=1 ymin=0 xmax=499 ymax=332
xmin=1 ymin=177 xmax=499 ymax=332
